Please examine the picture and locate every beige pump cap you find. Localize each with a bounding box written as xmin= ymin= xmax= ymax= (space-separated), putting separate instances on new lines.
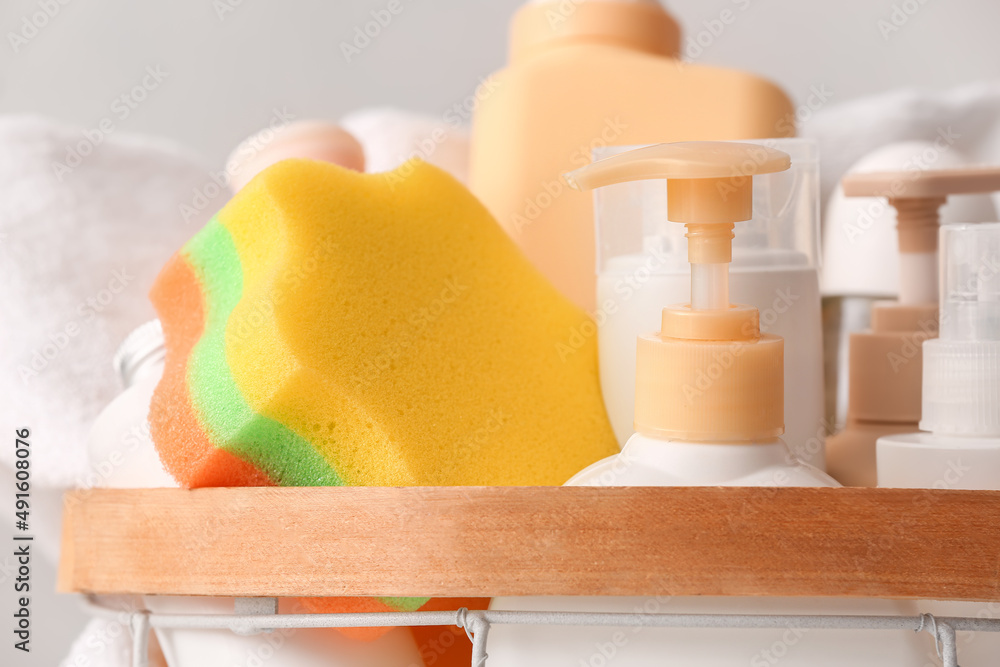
xmin=843 ymin=166 xmax=1000 ymax=304
xmin=840 ymin=166 xmax=1000 ymax=423
xmin=567 ymin=142 xmax=791 ymax=442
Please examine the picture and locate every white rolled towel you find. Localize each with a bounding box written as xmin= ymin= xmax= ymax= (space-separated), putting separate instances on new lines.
xmin=0 ymin=115 xmax=214 ymax=489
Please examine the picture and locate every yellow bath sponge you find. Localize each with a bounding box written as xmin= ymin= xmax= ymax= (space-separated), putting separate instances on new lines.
xmin=219 ymin=158 xmax=617 ymax=486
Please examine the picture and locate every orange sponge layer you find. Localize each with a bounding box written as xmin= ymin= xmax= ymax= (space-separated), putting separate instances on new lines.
xmin=148 ymin=254 xmax=272 ymax=488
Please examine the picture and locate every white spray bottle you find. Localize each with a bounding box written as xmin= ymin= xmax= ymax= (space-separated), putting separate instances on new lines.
xmin=878 ymin=221 xmax=1000 ymax=486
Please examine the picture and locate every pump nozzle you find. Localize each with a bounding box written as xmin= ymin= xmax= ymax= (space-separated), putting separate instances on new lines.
xmin=842 ymin=166 xmax=1000 ymax=305
xmin=566 ymin=142 xmax=792 ymax=443
xmin=568 ymin=141 xmax=790 ymax=311
xmin=921 ymin=223 xmax=1000 ymax=436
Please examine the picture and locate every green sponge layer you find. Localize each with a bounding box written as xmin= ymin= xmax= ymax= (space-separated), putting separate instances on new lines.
xmin=183 ymin=219 xmax=343 ymax=487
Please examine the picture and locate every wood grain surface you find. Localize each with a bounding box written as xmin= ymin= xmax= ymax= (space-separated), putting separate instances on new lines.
xmin=58 ymin=486 xmax=1000 ymax=601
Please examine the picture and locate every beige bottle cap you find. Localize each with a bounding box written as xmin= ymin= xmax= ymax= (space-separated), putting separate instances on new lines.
xmin=510 ymin=1 xmax=680 ymax=64
xmin=568 ymin=142 xmax=791 ymax=442
xmin=842 ymin=166 xmax=1000 ymax=254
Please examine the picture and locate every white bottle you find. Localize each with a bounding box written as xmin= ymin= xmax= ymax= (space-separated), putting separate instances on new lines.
xmin=86 ymin=321 xmax=427 ymax=667
xmin=488 ymin=142 xmax=928 ymax=667
xmin=877 ymin=222 xmax=1000 ymax=667
xmin=595 ymin=139 xmax=826 ymax=468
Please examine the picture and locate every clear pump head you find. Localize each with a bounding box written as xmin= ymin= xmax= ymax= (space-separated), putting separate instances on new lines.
xmin=593 ymin=139 xmax=819 ymax=278
xmin=921 ymin=223 xmax=1000 ymax=436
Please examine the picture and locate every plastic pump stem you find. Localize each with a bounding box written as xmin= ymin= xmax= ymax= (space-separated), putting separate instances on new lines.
xmin=692 ymin=263 xmax=728 ymax=310
xmin=842 ymin=166 xmax=1000 ymax=306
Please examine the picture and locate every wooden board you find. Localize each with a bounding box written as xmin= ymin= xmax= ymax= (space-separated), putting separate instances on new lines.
xmin=58 ymin=486 xmax=1000 ymax=601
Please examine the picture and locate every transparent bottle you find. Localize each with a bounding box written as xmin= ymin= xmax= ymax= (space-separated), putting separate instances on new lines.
xmin=878 ymin=222 xmax=1000 ymax=486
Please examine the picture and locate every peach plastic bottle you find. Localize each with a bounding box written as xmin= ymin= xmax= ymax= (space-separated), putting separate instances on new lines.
xmin=487 ymin=142 xmax=926 ymax=667
xmin=468 ymin=0 xmax=795 ymax=312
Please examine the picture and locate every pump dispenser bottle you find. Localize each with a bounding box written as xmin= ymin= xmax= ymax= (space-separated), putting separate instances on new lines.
xmin=568 ymin=141 xmax=829 ymax=485
xmin=595 ymin=139 xmax=824 ymax=466
xmin=468 ymin=0 xmax=795 ymax=312
xmin=878 ymin=222 xmax=1000 ymax=489
xmin=825 ymin=167 xmax=1000 ymax=487
xmin=487 ymin=143 xmax=926 ymax=667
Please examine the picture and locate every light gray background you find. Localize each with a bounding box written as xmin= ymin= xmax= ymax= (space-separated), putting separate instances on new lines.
xmin=1 ymin=1 xmax=998 ymax=665
xmin=3 ymin=0 xmax=999 ymax=167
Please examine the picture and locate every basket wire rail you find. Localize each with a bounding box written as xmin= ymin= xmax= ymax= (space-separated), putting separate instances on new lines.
xmin=82 ymin=594 xmax=1000 ymax=667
